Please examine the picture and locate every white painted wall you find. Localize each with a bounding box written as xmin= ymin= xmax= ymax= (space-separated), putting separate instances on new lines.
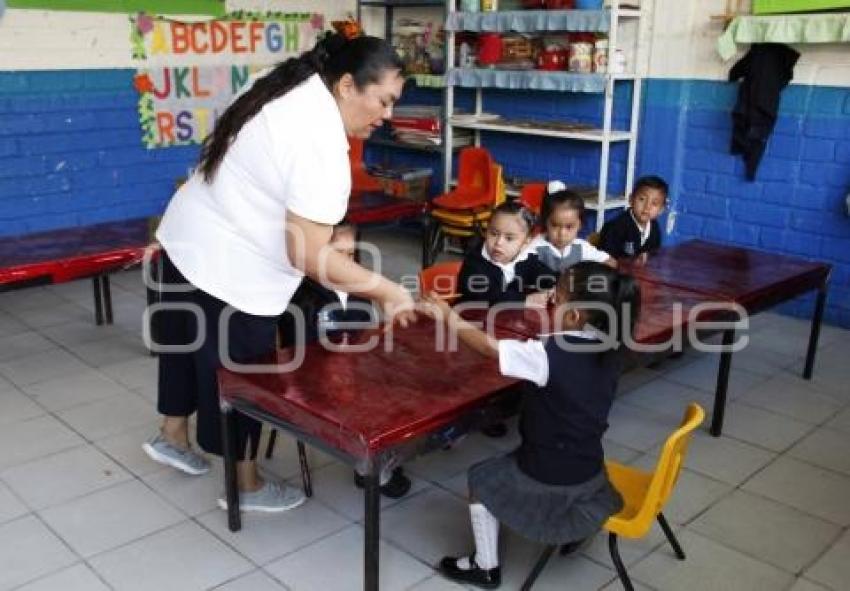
xmin=0 ymin=0 xmax=848 ymax=87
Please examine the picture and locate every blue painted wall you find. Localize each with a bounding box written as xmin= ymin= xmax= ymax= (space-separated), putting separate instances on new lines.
xmin=1 ymin=69 xmax=848 ymax=326
xmin=0 ymin=69 xmax=198 ymax=237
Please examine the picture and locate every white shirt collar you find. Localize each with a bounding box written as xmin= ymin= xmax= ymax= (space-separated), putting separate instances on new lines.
xmin=481 ymin=244 xmax=533 ymax=284
xmin=630 ymin=210 xmax=651 ymax=246
xmin=530 ymin=234 xmax=580 ymax=257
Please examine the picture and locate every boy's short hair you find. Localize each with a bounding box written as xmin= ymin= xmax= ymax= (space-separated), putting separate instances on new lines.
xmin=631 ymin=176 xmax=669 ymax=203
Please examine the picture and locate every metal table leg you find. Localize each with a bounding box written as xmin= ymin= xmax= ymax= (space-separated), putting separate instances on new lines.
xmin=364 ymin=471 xmax=381 ymax=591
xmin=803 ymin=284 xmax=828 ymax=380
xmin=102 ymin=274 xmax=113 ymax=324
xmin=221 ymin=403 xmax=241 ymax=532
xmin=710 ymin=329 xmax=735 ymax=437
xmin=92 ymin=276 xmax=104 ymax=325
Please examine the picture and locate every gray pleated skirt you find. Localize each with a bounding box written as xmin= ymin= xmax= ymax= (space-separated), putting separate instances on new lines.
xmin=468 ymin=452 xmax=623 ymax=545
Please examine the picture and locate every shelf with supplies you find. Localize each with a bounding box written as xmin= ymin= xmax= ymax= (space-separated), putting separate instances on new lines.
xmin=367 ymin=134 xmax=472 ymax=152
xmin=442 ymin=1 xmax=649 ymax=231
xmin=717 ymin=11 xmax=850 ymax=60
xmin=448 ymin=115 xmax=633 ymax=142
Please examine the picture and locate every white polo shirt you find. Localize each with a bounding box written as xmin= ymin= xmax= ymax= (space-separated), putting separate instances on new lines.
xmin=157 ymin=74 xmax=351 ymax=316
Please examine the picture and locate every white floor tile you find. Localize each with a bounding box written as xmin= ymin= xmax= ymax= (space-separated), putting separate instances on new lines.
xmin=599 ymin=578 xmax=655 ymax=591
xmin=689 ymin=490 xmax=841 ymax=574
xmin=617 ymin=366 xmax=664 ymax=395
xmin=668 ymin=432 xmax=775 ymax=486
xmin=0 ymin=386 xmax=44 ymax=426
xmin=0 ymin=310 xmax=29 ymax=337
xmin=602 ymin=438 xmax=643 ymax=464
xmin=496 ymin=528 xmax=618 ymax=591
xmin=730 ymin=343 xmax=800 ymax=377
xmin=15 ymin=563 xmax=109 ymax=591
xmin=0 ymin=415 xmax=85 ymax=471
xmin=14 ymin=302 xmax=94 ymax=329
xmin=309 ymin=461 xmax=432 ymax=522
xmin=380 ymin=488 xmax=473 ymax=565
xmin=143 ymin=461 xmax=223 ymax=517
xmin=257 ymin=431 xmax=335 ymax=482
xmin=722 ymin=402 xmax=814 ymax=452
xmin=406 ymin=574 xmax=468 ymax=590
xmin=195 ymin=499 xmax=350 ymax=565
xmin=787 ymin=427 xmax=850 ymax=477
xmin=616 ymin=377 xmax=716 ymax=421
xmin=736 ymin=374 xmax=843 ymax=424
xmin=21 ymin=369 xmax=134 ymax=412
xmin=98 ymin=356 xmax=158 ymax=391
xmin=630 ymin=529 xmax=793 ymax=591
xmin=0 ymin=515 xmax=78 ymax=591
xmin=662 ymin=356 xmax=768 ymax=402
xmin=743 ymin=457 xmax=850 ymax=526
xmin=825 ymin=407 xmax=850 ymax=435
xmin=0 ymin=481 xmax=28 ymax=525
xmin=39 ymin=320 xmax=128 ymax=348
xmin=581 ymin=524 xmax=670 ymax=568
xmin=0 ymin=348 xmax=90 ymax=387
xmin=214 ymin=570 xmax=288 ymax=591
xmin=265 ymin=525 xmax=434 ymax=591
xmin=90 ymin=520 xmax=253 ymax=591
xmin=1 ymin=445 xmax=131 ymax=510
xmin=71 ymin=334 xmax=149 ymax=368
xmin=56 ymin=394 xmax=157 ymax=441
xmin=0 ymin=331 xmax=57 ymax=363
xmin=794 ymin=343 xmax=850 ymax=401
xmin=94 ymin=421 xmax=164 ymax=477
xmin=787 ymin=578 xmax=831 ymax=591
xmin=0 ymin=288 xmax=67 ymax=313
xmin=39 ymin=480 xmax=185 ymax=557
xmin=804 ymin=529 xmax=850 ymax=591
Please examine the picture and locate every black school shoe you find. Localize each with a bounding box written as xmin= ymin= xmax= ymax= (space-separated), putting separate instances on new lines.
xmin=353 ymin=467 xmax=412 ymax=499
xmin=438 ymin=555 xmax=501 ymax=589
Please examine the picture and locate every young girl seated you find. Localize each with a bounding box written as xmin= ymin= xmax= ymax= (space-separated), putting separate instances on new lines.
xmin=458 ymin=201 xmax=550 ymax=306
xmin=278 ymin=222 xmax=411 ymax=499
xmin=422 ymin=262 xmax=640 ymax=588
xmin=530 ymin=181 xmax=615 ymax=279
xmin=599 ymin=175 xmax=668 ymax=260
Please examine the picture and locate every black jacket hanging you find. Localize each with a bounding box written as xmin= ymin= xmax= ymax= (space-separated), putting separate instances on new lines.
xmin=729 ymin=43 xmax=799 ymax=180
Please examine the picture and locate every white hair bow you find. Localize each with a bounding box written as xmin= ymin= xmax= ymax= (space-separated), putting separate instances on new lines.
xmin=547 ymin=180 xmax=566 ymax=194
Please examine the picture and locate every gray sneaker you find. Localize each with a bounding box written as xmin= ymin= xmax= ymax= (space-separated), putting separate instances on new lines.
xmin=217 ymin=481 xmax=306 ymax=513
xmin=142 ymin=433 xmax=210 ymax=476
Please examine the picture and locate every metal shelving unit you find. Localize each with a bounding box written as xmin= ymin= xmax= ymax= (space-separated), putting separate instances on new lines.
xmin=357 ymin=0 xmax=445 ymax=45
xmin=443 ymin=3 xmax=650 ymax=230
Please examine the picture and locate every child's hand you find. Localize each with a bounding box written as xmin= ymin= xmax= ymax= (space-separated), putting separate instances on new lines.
xmin=525 ymin=290 xmax=553 ymax=309
xmin=417 ymin=292 xmax=453 ymax=321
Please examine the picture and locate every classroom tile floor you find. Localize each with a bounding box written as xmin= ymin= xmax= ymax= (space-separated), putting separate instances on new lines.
xmin=0 ymin=227 xmax=849 ymax=591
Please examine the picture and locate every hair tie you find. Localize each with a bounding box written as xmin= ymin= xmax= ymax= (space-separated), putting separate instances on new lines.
xmin=548 ymin=180 xmax=566 ymax=194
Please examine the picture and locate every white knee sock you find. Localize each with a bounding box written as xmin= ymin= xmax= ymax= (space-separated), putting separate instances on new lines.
xmin=468 ymin=503 xmax=500 ymax=570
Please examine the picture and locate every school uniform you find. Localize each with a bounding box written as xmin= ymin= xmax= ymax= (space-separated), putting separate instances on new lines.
xmin=468 ymin=331 xmax=624 ymax=544
xmin=278 ymin=277 xmax=376 ymax=347
xmin=458 ymin=244 xmax=552 ymax=305
xmin=530 ymin=235 xmax=611 ymax=279
xmin=598 ymin=209 xmax=662 ymax=259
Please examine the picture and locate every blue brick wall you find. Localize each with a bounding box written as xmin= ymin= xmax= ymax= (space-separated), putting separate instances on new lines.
xmin=0 ymin=69 xmax=198 ymax=237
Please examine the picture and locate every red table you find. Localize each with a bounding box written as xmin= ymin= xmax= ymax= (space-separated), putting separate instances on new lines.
xmin=0 ymin=218 xmax=152 ymax=325
xmin=217 ymin=240 xmax=830 ymax=590
xmin=218 ymin=320 xmax=518 ymax=591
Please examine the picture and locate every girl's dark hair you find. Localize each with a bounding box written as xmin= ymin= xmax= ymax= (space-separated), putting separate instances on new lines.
xmin=490 ymin=201 xmax=536 ymax=235
xmin=557 ymin=262 xmax=641 ymax=347
xmin=631 ymin=175 xmax=669 ymax=202
xmin=541 ymin=188 xmax=585 ymax=226
xmin=198 ymin=33 xmax=403 ymax=182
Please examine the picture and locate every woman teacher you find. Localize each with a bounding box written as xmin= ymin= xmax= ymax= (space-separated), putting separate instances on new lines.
xmin=142 ymin=33 xmax=414 ymax=512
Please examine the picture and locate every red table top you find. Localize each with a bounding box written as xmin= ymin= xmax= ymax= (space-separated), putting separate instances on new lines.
xmin=218 ymin=319 xmax=517 ymax=463
xmin=220 ymin=240 xmax=828 ymax=463
xmin=0 ymin=218 xmax=151 ymax=286
xmin=619 ymin=240 xmax=830 ymax=311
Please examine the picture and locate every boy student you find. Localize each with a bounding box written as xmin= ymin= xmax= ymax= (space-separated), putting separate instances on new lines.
xmin=599 ymin=175 xmax=668 ymax=260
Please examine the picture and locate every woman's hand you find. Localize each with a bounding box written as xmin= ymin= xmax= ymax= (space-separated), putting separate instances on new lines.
xmin=377 ymin=283 xmax=417 ymax=328
xmin=417 ymin=291 xmax=453 ymax=321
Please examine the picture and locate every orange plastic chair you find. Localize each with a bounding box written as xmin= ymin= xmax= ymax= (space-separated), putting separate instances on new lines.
xmin=518 ymin=182 xmax=547 ymax=215
xmin=418 ymin=260 xmax=462 ymax=302
xmin=349 ymin=137 xmax=383 ymax=194
xmin=521 ymin=403 xmax=705 ymax=591
xmin=432 ymin=147 xmax=495 ymax=211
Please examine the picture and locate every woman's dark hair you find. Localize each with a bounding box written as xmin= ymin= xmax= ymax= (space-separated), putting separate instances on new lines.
xmin=557 ymin=261 xmax=641 ymax=347
xmin=198 ymin=33 xmax=403 ymax=182
xmin=631 ymin=175 xmax=669 ymax=202
xmin=541 ymin=188 xmax=585 ymax=226
xmin=490 ymin=201 xmax=537 ymax=235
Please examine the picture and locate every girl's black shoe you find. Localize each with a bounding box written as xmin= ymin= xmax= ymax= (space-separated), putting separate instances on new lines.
xmin=438 ymin=555 xmax=501 ymax=589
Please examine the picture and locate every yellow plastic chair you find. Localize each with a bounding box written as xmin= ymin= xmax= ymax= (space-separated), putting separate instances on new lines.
xmin=521 ymin=403 xmax=705 ymax=591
